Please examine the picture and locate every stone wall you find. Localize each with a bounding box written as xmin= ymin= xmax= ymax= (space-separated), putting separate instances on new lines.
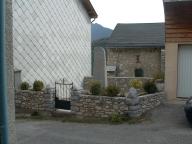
xmin=71 ymin=94 xmax=128 ymax=118
xmin=139 ymin=92 xmax=165 ymax=113
xmin=15 ymin=90 xmax=55 ymax=112
xmin=107 ymin=48 xmax=161 ymax=77
xmin=107 ymin=77 xmax=153 ymax=92
xmin=71 ymin=90 xmax=165 ymax=118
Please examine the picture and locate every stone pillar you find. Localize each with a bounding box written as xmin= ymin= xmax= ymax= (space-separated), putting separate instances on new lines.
xmin=70 ymin=89 xmax=81 ymax=113
xmin=5 ymin=0 xmax=16 ymax=143
xmin=126 ymin=88 xmax=142 ymax=118
xmin=93 ymin=47 xmax=107 ymax=87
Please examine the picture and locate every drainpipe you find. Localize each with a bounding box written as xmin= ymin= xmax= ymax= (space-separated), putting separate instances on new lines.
xmin=0 ymin=0 xmax=9 ymax=143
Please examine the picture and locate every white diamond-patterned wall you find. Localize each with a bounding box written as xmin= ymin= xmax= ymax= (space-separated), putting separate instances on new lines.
xmin=13 ymin=0 xmax=91 ymax=88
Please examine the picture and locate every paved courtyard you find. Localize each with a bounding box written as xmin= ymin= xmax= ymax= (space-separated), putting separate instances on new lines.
xmin=16 ymin=101 xmax=192 ymax=144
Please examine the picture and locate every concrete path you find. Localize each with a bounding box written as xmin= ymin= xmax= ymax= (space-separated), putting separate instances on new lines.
xmin=16 ymin=101 xmax=192 ymax=144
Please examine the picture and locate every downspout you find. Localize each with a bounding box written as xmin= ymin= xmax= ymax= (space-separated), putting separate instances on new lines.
xmin=0 ymin=0 xmax=9 ymax=143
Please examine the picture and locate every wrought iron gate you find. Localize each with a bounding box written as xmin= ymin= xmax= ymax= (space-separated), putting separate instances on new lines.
xmin=55 ymin=80 xmax=73 ymax=110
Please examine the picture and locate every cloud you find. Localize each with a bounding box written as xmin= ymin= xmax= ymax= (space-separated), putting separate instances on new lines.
xmin=90 ymin=0 xmax=165 ymax=29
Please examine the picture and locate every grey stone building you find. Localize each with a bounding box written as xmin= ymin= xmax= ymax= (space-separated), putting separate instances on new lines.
xmin=13 ymin=0 xmax=97 ymax=89
xmin=106 ymin=23 xmax=165 ymax=77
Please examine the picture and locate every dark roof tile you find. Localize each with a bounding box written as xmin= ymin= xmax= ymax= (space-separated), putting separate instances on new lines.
xmin=107 ymin=23 xmax=165 ymax=48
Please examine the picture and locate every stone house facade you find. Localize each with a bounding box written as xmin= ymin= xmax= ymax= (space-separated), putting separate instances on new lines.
xmin=13 ymin=0 xmax=97 ymax=89
xmin=106 ymin=23 xmax=165 ymax=78
xmin=107 ymin=48 xmax=162 ymax=77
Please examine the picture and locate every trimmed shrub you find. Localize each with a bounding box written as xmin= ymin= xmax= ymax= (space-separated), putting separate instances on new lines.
xmin=153 ymin=72 xmax=165 ymax=81
xmin=20 ymin=82 xmax=30 ymax=90
xmin=101 ymin=88 xmax=107 ymax=96
xmin=143 ymin=81 xmax=157 ymax=94
xmin=106 ymin=85 xmax=120 ymax=97
xmin=33 ymin=80 xmax=44 ymax=91
xmin=90 ymin=80 xmax=101 ymax=95
xmin=129 ymin=79 xmax=143 ymax=89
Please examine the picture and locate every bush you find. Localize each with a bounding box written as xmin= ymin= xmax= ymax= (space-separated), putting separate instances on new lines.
xmin=106 ymin=85 xmax=120 ymax=97
xmin=31 ymin=111 xmax=40 ymax=116
xmin=33 ymin=80 xmax=44 ymax=91
xmin=90 ymin=80 xmax=101 ymax=95
xmin=143 ymin=81 xmax=157 ymax=94
xmin=110 ymin=113 xmax=122 ymax=123
xmin=153 ymin=72 xmax=165 ymax=81
xmin=20 ymin=82 xmax=30 ymax=90
xmin=129 ymin=79 xmax=143 ymax=89
xmin=101 ymin=88 xmax=107 ymax=96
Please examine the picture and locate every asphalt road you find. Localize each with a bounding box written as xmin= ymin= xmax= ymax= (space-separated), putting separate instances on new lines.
xmin=16 ymin=101 xmax=192 ymax=144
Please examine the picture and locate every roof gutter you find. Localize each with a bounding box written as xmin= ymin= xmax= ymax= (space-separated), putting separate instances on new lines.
xmin=91 ymin=18 xmax=96 ymax=23
xmin=81 ymin=0 xmax=98 ymax=19
xmin=0 ymin=0 xmax=9 ymax=143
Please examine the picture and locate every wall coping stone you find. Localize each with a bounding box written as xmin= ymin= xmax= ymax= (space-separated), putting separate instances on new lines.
xmin=139 ymin=92 xmax=165 ymax=98
xmin=79 ymin=92 xmax=165 ymax=99
xmin=79 ymin=94 xmax=126 ymax=100
xmin=108 ymin=77 xmax=154 ymax=79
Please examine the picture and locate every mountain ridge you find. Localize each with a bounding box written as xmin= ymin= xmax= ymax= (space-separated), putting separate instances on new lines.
xmin=91 ymin=23 xmax=113 ymax=41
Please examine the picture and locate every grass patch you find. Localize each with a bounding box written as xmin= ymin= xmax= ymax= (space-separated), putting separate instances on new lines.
xmin=62 ymin=117 xmax=109 ymax=124
xmin=61 ymin=114 xmax=150 ymax=125
xmin=16 ymin=112 xmax=151 ymax=125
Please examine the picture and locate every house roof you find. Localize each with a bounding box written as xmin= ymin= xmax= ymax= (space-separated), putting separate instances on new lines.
xmin=81 ymin=0 xmax=98 ymax=19
xmin=107 ymin=23 xmax=165 ymax=48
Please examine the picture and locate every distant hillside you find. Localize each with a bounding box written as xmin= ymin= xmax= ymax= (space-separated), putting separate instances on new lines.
xmin=92 ymin=38 xmax=109 ymax=48
xmin=91 ymin=23 xmax=113 ymax=41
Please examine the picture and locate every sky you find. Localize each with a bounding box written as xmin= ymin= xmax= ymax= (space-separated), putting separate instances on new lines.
xmin=90 ymin=0 xmax=165 ymax=29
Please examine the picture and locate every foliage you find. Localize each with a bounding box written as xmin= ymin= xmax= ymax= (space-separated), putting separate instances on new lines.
xmin=143 ymin=81 xmax=157 ymax=94
xmin=106 ymin=85 xmax=120 ymax=97
xmin=153 ymin=72 xmax=165 ymax=81
xmin=20 ymin=81 xmax=30 ymax=90
xmin=90 ymin=80 xmax=101 ymax=95
xmin=129 ymin=79 xmax=143 ymax=89
xmin=101 ymin=88 xmax=107 ymax=96
xmin=31 ymin=111 xmax=40 ymax=116
xmin=135 ymin=68 xmax=144 ymax=77
xmin=110 ymin=113 xmax=122 ymax=123
xmin=33 ymin=80 xmax=44 ymax=91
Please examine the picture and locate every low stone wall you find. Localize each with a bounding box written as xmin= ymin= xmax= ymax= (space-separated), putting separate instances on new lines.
xmin=71 ymin=90 xmax=165 ymax=118
xmin=71 ymin=94 xmax=128 ymax=118
xmin=107 ymin=77 xmax=153 ymax=92
xmin=139 ymin=92 xmax=165 ymax=113
xmin=15 ymin=90 xmax=55 ymax=112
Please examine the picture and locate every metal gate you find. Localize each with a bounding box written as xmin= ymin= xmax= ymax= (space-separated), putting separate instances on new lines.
xmin=55 ymin=80 xmax=73 ymax=110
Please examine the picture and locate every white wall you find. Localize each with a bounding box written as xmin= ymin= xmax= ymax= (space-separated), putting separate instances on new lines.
xmin=13 ymin=0 xmax=91 ymax=88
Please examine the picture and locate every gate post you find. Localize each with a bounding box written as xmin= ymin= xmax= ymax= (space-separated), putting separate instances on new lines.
xmin=71 ymin=89 xmax=81 ymax=113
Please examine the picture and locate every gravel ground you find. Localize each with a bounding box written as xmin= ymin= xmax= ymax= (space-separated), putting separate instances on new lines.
xmin=16 ymin=101 xmax=192 ymax=144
